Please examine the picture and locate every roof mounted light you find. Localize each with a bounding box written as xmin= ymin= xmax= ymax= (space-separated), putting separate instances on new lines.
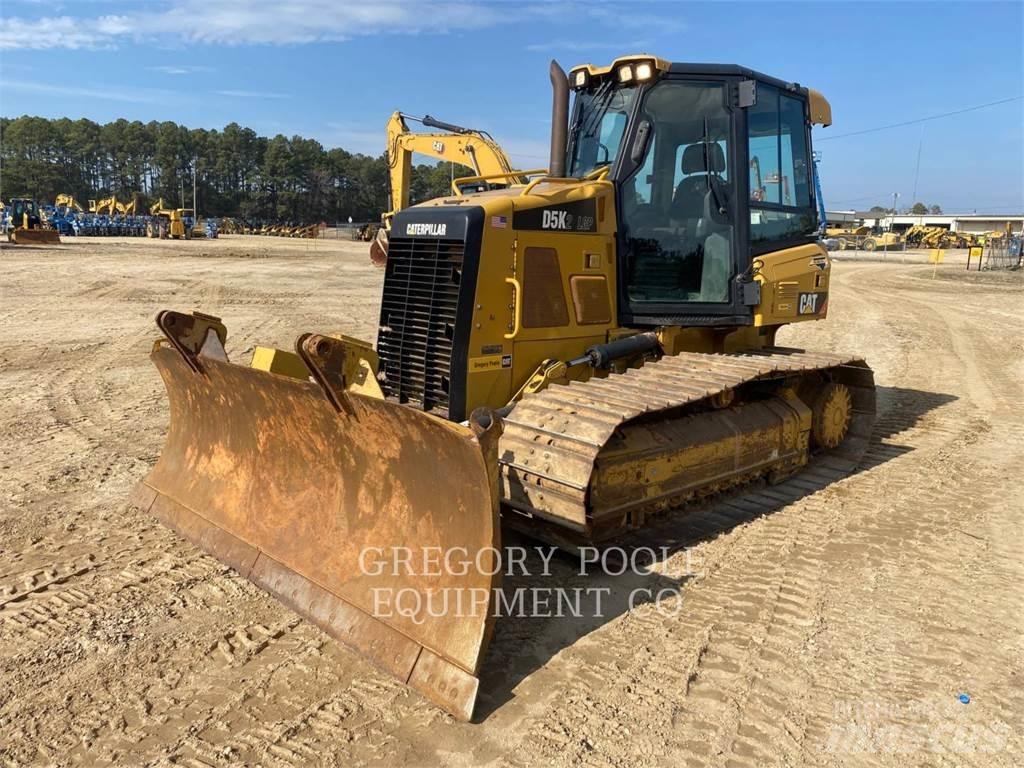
xmin=571 ymin=69 xmax=589 ymax=89
xmin=617 ymin=64 xmax=633 ymax=83
xmin=635 ymin=61 xmax=654 ymax=81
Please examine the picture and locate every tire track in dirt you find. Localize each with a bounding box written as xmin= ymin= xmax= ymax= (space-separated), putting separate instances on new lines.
xmin=1 ymin=245 xmax=1019 ymax=767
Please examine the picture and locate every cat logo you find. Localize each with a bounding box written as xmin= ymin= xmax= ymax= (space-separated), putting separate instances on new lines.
xmin=797 ymin=292 xmax=828 ymax=315
xmin=405 ymin=222 xmax=447 ymax=236
xmin=432 ymin=140 xmax=445 ymax=154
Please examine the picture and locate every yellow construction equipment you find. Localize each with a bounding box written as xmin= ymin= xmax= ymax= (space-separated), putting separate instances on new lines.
xmin=825 ymin=225 xmax=902 ymax=251
xmin=134 ymin=56 xmax=876 ymax=721
xmin=6 ymin=198 xmax=61 ymax=244
xmin=91 ymin=195 xmax=120 ymax=215
xmin=904 ymin=225 xmax=973 ymax=249
xmin=371 ymin=111 xmax=534 ymax=264
xmin=148 ymin=199 xmax=192 ymax=239
xmin=55 ymin=194 xmax=84 ymax=213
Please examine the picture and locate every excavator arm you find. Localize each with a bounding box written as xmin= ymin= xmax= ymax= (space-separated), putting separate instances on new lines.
xmin=384 ymin=111 xmax=524 ymax=219
xmin=55 ymin=194 xmax=84 ymax=213
xmin=371 ymin=111 xmax=530 ymax=265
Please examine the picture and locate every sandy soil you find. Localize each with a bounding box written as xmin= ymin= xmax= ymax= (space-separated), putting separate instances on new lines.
xmin=0 ymin=235 xmax=1021 ymax=767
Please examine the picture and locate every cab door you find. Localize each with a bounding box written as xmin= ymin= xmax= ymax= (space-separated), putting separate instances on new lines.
xmin=612 ymin=76 xmax=752 ymax=326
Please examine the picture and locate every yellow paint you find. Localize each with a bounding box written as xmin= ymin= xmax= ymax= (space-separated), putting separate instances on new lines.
xmin=250 ymin=346 xmax=309 ymax=379
xmin=412 ymin=164 xmax=832 ymax=414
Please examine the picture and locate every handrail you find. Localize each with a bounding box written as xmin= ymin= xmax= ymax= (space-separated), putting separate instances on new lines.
xmin=504 ymin=276 xmax=523 ymax=340
xmin=450 ymin=169 xmax=547 ymax=196
xmin=520 ymin=166 xmax=610 ymax=196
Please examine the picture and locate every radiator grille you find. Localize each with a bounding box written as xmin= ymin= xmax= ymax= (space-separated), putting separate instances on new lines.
xmin=377 ymin=236 xmax=464 ymax=416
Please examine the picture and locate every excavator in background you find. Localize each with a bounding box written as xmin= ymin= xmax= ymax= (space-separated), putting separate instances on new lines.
xmin=5 ymin=198 xmax=61 ymax=244
xmin=148 ymin=198 xmax=192 ymax=239
xmin=90 ymin=194 xmax=141 ymax=216
xmin=55 ymin=194 xmax=85 ymax=213
xmin=135 ymin=55 xmax=876 ymax=721
xmin=91 ymin=196 xmax=121 ymax=215
xmin=370 ymin=111 xmax=535 ymax=264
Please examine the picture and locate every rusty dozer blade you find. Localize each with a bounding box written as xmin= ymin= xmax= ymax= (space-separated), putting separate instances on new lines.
xmin=369 ymin=227 xmax=388 ymax=266
xmin=131 ymin=310 xmax=502 ymax=721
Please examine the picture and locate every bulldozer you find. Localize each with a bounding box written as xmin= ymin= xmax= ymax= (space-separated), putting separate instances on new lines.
xmin=133 ymin=56 xmax=876 ymax=721
xmin=370 ymin=111 xmax=534 ymax=265
xmin=5 ymin=198 xmax=61 ymax=245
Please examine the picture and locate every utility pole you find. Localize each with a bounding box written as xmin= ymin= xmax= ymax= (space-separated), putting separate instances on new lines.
xmin=884 ymin=192 xmax=899 ymax=258
xmin=193 ymin=156 xmax=198 ymax=222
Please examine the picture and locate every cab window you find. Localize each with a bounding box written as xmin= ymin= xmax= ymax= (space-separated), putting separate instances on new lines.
xmin=620 ymin=80 xmax=734 ymax=306
xmin=747 ymin=84 xmax=816 ymax=245
xmin=569 ymin=85 xmax=638 ymax=177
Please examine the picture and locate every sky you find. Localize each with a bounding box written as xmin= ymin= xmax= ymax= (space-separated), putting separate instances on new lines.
xmin=1 ymin=0 xmax=1022 ymax=213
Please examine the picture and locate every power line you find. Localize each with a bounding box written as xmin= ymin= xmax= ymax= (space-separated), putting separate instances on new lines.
xmin=817 ymin=96 xmax=1023 ymax=141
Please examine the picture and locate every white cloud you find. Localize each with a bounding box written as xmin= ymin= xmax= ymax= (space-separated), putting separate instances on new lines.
xmin=149 ymin=64 xmax=215 ymax=75
xmin=0 ymin=78 xmax=170 ymax=103
xmin=525 ymin=38 xmax=649 ymax=53
xmin=0 ymin=2 xmax=686 ymax=52
xmin=0 ymin=1 xmax=505 ymax=50
xmin=215 ymin=89 xmax=291 ymax=99
xmin=0 ymin=16 xmax=125 ymax=50
xmin=586 ymin=5 xmax=686 ymax=32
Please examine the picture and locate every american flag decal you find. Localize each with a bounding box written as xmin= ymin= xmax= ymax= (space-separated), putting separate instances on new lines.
xmin=491 ymin=215 xmax=507 ymax=228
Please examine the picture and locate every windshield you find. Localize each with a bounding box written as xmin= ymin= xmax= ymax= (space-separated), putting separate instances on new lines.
xmin=567 ymin=84 xmax=639 ymax=177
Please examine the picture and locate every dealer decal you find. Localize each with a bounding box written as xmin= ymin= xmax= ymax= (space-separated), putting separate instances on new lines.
xmin=797 ymin=292 xmax=828 ymax=315
xmin=469 ymin=354 xmax=512 ymax=373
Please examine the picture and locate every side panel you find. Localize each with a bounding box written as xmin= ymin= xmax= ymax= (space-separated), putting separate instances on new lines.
xmin=753 ymin=242 xmax=831 ymax=326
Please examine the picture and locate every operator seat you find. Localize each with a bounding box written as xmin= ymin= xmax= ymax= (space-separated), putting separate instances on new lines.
xmin=671 ymin=144 xmax=732 ymax=302
xmin=670 ymin=143 xmax=726 ymax=223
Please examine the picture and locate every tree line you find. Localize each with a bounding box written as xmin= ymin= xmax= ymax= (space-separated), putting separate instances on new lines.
xmin=0 ymin=115 xmax=460 ymax=223
xmin=869 ymin=203 xmax=943 ymax=215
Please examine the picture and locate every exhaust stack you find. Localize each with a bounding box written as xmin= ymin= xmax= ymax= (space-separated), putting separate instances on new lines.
xmin=548 ymin=60 xmax=569 ymax=178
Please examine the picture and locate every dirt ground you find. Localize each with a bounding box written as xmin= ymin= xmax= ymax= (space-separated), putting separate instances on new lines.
xmin=1 ymin=235 xmax=1021 ymax=767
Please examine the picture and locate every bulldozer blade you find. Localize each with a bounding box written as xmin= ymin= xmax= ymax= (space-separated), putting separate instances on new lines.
xmin=131 ymin=315 xmax=501 ymax=721
xmin=10 ymin=228 xmax=61 ymax=245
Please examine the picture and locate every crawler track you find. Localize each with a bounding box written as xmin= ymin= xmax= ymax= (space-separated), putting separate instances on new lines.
xmin=500 ymin=347 xmax=876 ymax=545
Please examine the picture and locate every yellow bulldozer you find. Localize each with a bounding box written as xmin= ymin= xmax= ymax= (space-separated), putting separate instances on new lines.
xmin=370 ymin=110 xmax=533 ymax=264
xmin=133 ymin=55 xmax=876 ymax=721
xmin=5 ymin=198 xmax=61 ymax=245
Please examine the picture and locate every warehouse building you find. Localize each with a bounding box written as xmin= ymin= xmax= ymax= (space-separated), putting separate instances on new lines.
xmin=827 ymin=211 xmax=1024 ymax=234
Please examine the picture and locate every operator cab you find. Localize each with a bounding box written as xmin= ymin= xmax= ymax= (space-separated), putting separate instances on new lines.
xmin=565 ymin=57 xmax=828 ymax=326
xmin=9 ymin=198 xmax=41 ymax=227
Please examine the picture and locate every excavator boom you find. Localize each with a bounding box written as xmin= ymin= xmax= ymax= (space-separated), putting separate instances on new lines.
xmin=371 ymin=111 xmax=530 ymax=265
